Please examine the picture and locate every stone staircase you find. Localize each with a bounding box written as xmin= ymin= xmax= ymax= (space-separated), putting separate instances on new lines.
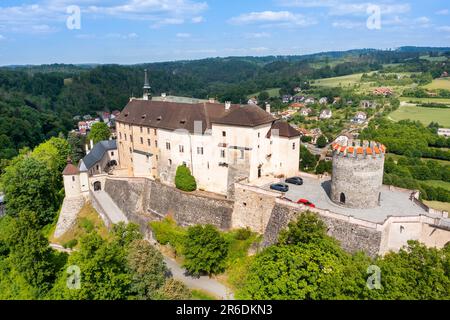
xmin=54 ymin=196 xmax=85 ymax=239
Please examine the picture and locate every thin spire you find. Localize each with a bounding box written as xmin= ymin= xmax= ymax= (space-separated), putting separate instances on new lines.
xmin=143 ymin=69 xmax=151 ymax=89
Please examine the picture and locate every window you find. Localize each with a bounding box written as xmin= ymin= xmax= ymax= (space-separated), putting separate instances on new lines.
xmin=222 ymin=131 xmax=226 ymax=137
xmin=96 ymin=165 xmax=99 ymax=171
xmin=156 ymin=155 xmax=159 ymax=161
xmin=147 ymin=139 xmax=151 ymax=146
xmin=240 ymin=150 xmax=244 ymax=159
xmin=340 ymin=193 xmax=346 ymax=204
xmin=130 ymin=135 xmax=133 ymax=142
xmin=129 ymin=124 xmax=131 ymax=130
xmin=197 ymin=147 xmax=204 ymax=155
xmin=258 ymin=132 xmax=260 ymax=138
xmin=119 ymin=132 xmax=122 ymax=139
xmin=292 ymin=143 xmax=296 ymax=150
xmin=140 ymin=137 xmax=143 ymax=144
xmin=72 ymin=176 xmax=75 ymax=182
xmin=155 ymin=140 xmax=158 ymax=148
xmin=129 ymin=147 xmax=132 ymax=153
xmin=168 ymin=159 xmax=172 ymax=166
xmin=111 ymin=152 xmax=114 ymax=156
xmin=147 ymin=128 xmax=150 ymax=134
xmin=179 ymin=145 xmax=184 ymax=153
xmin=140 ymin=126 xmax=143 ymax=133
xmin=166 ymin=142 xmax=171 ymax=150
xmin=220 ymin=149 xmax=225 ymax=158
xmin=154 ymin=129 xmax=157 ymax=135
xmin=146 ymin=155 xmax=150 ymax=163
xmin=124 ymin=134 xmax=127 ymax=141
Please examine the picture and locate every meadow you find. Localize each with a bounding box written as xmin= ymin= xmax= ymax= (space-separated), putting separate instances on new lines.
xmin=388 ymin=104 xmax=450 ymax=127
xmin=247 ymin=87 xmax=280 ymax=99
xmin=423 ymin=78 xmax=450 ymax=90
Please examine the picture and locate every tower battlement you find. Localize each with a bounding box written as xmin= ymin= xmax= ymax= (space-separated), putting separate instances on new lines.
xmin=332 ymin=140 xmax=386 ymax=159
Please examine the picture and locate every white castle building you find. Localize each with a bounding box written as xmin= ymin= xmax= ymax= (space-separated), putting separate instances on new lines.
xmin=113 ymin=70 xmax=301 ymax=195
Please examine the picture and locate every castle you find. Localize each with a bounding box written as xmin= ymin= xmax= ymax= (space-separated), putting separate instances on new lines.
xmin=56 ymin=71 xmax=450 ymax=256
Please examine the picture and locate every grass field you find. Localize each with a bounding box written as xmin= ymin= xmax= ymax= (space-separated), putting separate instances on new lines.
xmin=422 ymin=180 xmax=450 ymax=191
xmin=247 ymin=88 xmax=280 ymax=99
xmin=399 ymin=97 xmax=450 ymax=105
xmin=386 ymin=153 xmax=450 ymax=166
xmin=423 ymin=78 xmax=450 ymax=90
xmin=313 ymin=73 xmax=365 ymax=87
xmin=420 ymin=55 xmax=448 ymax=62
xmin=423 ymin=200 xmax=450 ymax=212
xmin=388 ymin=104 xmax=450 ymax=127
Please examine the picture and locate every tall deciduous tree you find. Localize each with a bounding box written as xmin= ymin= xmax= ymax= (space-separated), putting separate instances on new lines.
xmin=88 ymin=122 xmax=111 ymax=144
xmin=183 ymin=225 xmax=228 ymax=276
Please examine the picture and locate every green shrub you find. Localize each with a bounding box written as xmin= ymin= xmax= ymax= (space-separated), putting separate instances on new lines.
xmin=234 ymin=228 xmax=253 ymax=241
xmin=149 ymin=217 xmax=186 ymax=255
xmin=63 ymin=239 xmax=78 ymax=249
xmin=175 ymin=165 xmax=197 ymax=192
xmin=79 ymin=218 xmax=94 ymax=232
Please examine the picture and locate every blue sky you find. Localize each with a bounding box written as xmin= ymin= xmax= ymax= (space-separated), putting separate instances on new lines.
xmin=0 ymin=0 xmax=449 ymax=65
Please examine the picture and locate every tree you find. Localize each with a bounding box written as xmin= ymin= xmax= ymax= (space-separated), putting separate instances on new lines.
xmin=316 ymin=135 xmax=328 ymax=148
xmin=300 ymin=145 xmax=318 ymax=171
xmin=127 ymin=239 xmax=168 ymax=300
xmin=258 ymin=91 xmax=270 ymax=103
xmin=67 ymin=131 xmax=85 ymax=164
xmin=183 ymin=225 xmax=229 ymax=276
xmin=1 ymin=156 xmax=59 ymax=226
xmin=88 ymin=122 xmax=111 ymax=144
xmin=157 ymin=278 xmax=192 ymax=300
xmin=278 ymin=212 xmax=330 ymax=246
xmin=175 ymin=165 xmax=197 ymax=192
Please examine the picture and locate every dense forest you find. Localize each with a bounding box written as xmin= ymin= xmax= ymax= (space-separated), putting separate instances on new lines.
xmin=0 ymin=47 xmax=449 ymax=161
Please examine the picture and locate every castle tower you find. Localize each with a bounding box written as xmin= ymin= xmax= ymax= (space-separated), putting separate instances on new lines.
xmin=330 ymin=140 xmax=386 ymax=209
xmin=62 ymin=158 xmax=82 ymax=198
xmin=143 ymin=69 xmax=151 ymax=101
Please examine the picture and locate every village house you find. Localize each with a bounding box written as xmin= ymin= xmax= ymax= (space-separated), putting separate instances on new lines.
xmin=353 ymin=111 xmax=367 ymax=124
xmin=293 ymin=86 xmax=302 ymax=93
xmin=289 ymin=102 xmax=304 ymax=110
xmin=333 ymin=97 xmax=341 ymax=105
xmin=373 ymin=87 xmax=393 ymax=96
xmin=438 ymin=128 xmax=450 ymax=137
xmin=293 ymin=96 xmax=305 ymax=103
xmin=304 ymin=97 xmax=315 ymax=105
xmin=0 ymin=193 xmax=5 ymax=217
xmin=299 ymin=107 xmax=312 ymax=116
xmin=113 ymin=71 xmax=301 ymax=196
xmin=309 ymin=128 xmax=323 ymax=144
xmin=319 ymin=108 xmax=332 ymax=119
xmin=247 ymin=97 xmax=258 ymax=105
xmin=441 ymin=71 xmax=448 ymax=78
xmin=319 ymin=97 xmax=328 ymax=105
xmin=282 ymin=95 xmax=293 ymax=104
xmin=360 ymin=100 xmax=377 ymax=109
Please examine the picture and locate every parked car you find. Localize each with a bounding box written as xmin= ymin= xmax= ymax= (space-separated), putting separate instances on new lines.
xmin=297 ymin=198 xmax=316 ymax=208
xmin=285 ymin=177 xmax=304 ymax=185
xmin=270 ymin=183 xmax=289 ymax=192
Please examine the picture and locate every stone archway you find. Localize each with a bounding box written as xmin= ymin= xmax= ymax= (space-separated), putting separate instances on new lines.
xmin=93 ymin=181 xmax=101 ymax=191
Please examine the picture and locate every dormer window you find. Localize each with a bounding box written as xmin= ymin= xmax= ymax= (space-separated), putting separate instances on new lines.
xmin=157 ymin=116 xmax=162 ymax=121
xmin=180 ymin=119 xmax=186 ymax=125
xmin=141 ymin=114 xmax=146 ymax=120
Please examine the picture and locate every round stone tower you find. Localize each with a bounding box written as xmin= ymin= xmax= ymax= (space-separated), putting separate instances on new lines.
xmin=330 ymin=140 xmax=386 ymax=209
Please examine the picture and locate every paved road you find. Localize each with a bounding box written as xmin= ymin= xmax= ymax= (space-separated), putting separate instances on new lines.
xmin=163 ymin=256 xmax=235 ymax=300
xmin=92 ymin=190 xmax=128 ymax=224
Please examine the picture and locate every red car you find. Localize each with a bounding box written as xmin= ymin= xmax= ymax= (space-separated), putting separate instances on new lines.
xmin=297 ymin=198 xmax=316 ymax=208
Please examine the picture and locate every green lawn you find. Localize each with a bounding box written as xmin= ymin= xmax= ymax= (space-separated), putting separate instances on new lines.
xmin=388 ymin=104 xmax=450 ymax=127
xmin=386 ymin=153 xmax=450 ymax=166
xmin=399 ymin=97 xmax=450 ymax=105
xmin=422 ymin=180 xmax=450 ymax=191
xmin=313 ymin=73 xmax=365 ymax=88
xmin=423 ymin=200 xmax=450 ymax=212
xmin=420 ymin=55 xmax=448 ymax=62
xmin=423 ymin=78 xmax=450 ymax=90
xmin=247 ymin=88 xmax=280 ymax=99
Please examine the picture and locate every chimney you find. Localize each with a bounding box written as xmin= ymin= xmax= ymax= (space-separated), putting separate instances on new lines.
xmin=143 ymin=69 xmax=151 ymax=101
xmin=85 ymin=143 xmax=90 ymax=155
xmin=90 ymin=139 xmax=94 ymax=149
xmin=209 ymin=97 xmax=215 ymax=103
xmin=265 ymin=103 xmax=271 ymax=114
xmin=225 ymin=101 xmax=231 ymax=110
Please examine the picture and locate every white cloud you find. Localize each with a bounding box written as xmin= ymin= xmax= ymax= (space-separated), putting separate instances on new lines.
xmin=437 ymin=26 xmax=450 ymax=32
xmin=105 ymin=32 xmax=139 ymax=39
xmin=244 ymin=32 xmax=271 ymax=39
xmin=176 ymin=32 xmax=191 ymax=38
xmin=436 ymin=9 xmax=449 ymax=15
xmin=278 ymin=0 xmax=410 ymax=16
xmin=192 ymin=16 xmax=204 ymax=23
xmin=229 ymin=11 xmax=316 ymax=27
xmin=0 ymin=34 xmax=5 ymax=40
xmin=0 ymin=0 xmax=207 ymax=32
xmin=332 ymin=20 xmax=364 ymax=29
